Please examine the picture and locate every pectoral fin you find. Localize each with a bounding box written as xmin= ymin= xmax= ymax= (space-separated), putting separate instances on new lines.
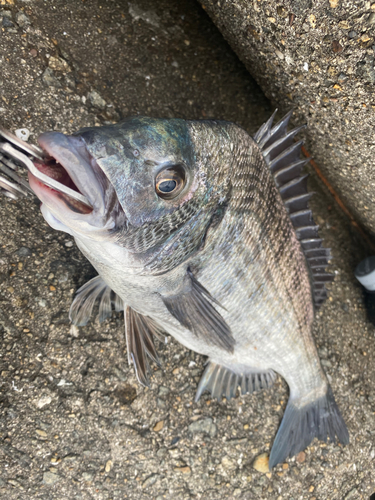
xmin=162 ymin=270 xmax=235 ymax=353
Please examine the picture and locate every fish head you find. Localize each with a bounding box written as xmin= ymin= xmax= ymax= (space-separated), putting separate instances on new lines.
xmin=29 ymin=117 xmax=228 ymax=271
xmin=29 ymin=117 xmax=198 ymax=232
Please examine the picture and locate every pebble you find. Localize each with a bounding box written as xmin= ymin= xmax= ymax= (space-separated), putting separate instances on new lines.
xmin=174 ymin=466 xmax=191 ymax=474
xmin=36 ymin=395 xmax=52 ymax=408
xmin=337 ymin=73 xmax=347 ymax=83
xmin=105 ymin=460 xmax=113 ymax=472
xmin=142 ymin=474 xmax=158 ymax=487
xmin=157 ymin=398 xmax=167 ymax=409
xmin=338 ymin=20 xmax=349 ymax=30
xmin=275 ymin=49 xmax=284 ymax=60
xmin=344 ymin=488 xmax=358 ymax=499
xmin=64 ymin=240 xmax=74 ymax=247
xmin=36 ymin=429 xmax=47 ymax=437
xmin=82 ymin=472 xmax=94 ymax=482
xmin=2 ymin=16 xmax=14 ymax=28
xmin=8 ymin=479 xmax=22 ymax=488
xmin=332 ymin=40 xmax=343 ymax=53
xmin=87 ymin=90 xmax=106 ymax=110
xmin=356 ymin=55 xmax=375 ymax=83
xmin=158 ymin=386 xmax=170 ymax=396
xmin=48 ymin=56 xmax=70 ymax=73
xmin=43 ymin=471 xmax=60 ymax=485
xmin=128 ymin=3 xmax=160 ymax=28
xmin=1 ymin=10 xmax=12 ymax=19
xmin=368 ymin=12 xmax=375 ymax=24
xmin=221 ymin=456 xmax=236 ymax=470
xmin=252 ymin=453 xmax=269 ymax=473
xmin=64 ymin=74 xmax=76 ymax=89
xmin=296 ymin=451 xmax=306 ymax=463
xmin=42 ymin=68 xmax=61 ymax=88
xmin=15 ymin=11 xmax=30 ymax=27
xmin=57 ymin=379 xmax=72 ymax=386
xmin=15 ymin=129 xmax=30 ymax=142
xmin=112 ymin=366 xmax=127 ymax=382
xmin=321 ymin=359 xmax=332 ymax=368
xmin=188 ymin=417 xmax=217 ymax=437
xmin=153 ymin=420 xmax=164 ymax=432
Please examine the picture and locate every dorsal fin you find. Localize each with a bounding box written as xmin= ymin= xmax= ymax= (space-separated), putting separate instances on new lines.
xmin=254 ymin=112 xmax=333 ymax=309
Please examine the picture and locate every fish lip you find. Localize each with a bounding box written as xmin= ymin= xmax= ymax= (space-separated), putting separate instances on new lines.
xmin=35 ymin=132 xmax=105 ymax=213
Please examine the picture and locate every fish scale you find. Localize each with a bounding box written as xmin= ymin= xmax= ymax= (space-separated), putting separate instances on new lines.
xmin=5 ymin=113 xmax=348 ymax=469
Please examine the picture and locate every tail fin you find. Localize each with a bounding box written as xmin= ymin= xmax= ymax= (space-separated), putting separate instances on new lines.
xmin=269 ymin=385 xmax=349 ymax=468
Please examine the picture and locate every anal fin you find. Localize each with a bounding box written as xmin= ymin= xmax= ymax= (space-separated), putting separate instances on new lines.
xmin=195 ymin=362 xmax=276 ymax=402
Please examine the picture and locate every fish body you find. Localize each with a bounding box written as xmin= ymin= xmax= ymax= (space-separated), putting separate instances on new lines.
xmin=28 ymin=113 xmax=349 ymax=468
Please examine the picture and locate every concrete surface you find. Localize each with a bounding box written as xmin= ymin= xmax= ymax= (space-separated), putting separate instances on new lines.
xmin=199 ymin=0 xmax=375 ymax=241
xmin=0 ymin=0 xmax=374 ymax=499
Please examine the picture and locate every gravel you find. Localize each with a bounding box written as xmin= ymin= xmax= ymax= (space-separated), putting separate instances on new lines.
xmin=0 ymin=0 xmax=374 ymax=499
xmin=188 ymin=418 xmax=217 ymax=438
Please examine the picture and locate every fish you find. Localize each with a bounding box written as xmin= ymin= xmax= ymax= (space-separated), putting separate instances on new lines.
xmin=24 ymin=111 xmax=349 ymax=468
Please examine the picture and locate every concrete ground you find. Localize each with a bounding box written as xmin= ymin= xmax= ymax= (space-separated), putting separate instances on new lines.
xmin=200 ymin=0 xmax=375 ymax=240
xmin=0 ymin=0 xmax=374 ymax=499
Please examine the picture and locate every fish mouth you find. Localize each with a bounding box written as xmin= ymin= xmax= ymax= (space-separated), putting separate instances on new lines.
xmin=30 ymin=156 xmax=93 ymax=214
xmin=28 ymin=132 xmax=105 ymax=216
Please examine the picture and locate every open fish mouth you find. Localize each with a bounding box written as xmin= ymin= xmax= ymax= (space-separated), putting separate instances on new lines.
xmin=0 ymin=126 xmax=94 ymax=212
xmin=30 ymin=152 xmax=93 ymax=215
xmin=28 ymin=130 xmax=109 ymax=216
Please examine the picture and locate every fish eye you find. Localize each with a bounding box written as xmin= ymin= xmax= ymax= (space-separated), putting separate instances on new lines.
xmin=155 ymin=165 xmax=186 ymax=200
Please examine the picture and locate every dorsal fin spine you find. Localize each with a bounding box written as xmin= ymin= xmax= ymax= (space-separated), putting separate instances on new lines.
xmin=254 ymin=112 xmax=332 ymax=309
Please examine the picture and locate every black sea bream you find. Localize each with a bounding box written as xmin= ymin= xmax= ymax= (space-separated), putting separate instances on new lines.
xmin=27 ymin=112 xmax=349 ymax=468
